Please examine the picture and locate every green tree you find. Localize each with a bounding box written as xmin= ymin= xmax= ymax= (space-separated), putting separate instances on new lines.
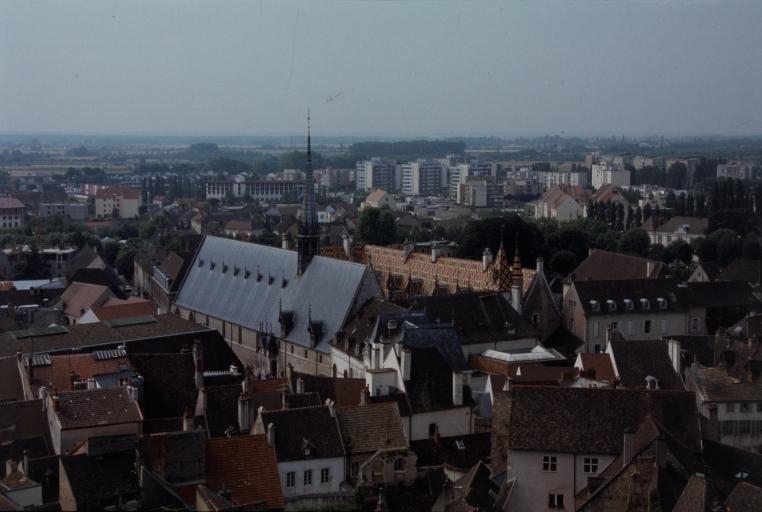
xmin=549 ymin=250 xmax=577 ymax=275
xmin=100 ymin=240 xmax=121 ymax=265
xmin=357 ymin=208 xmax=397 ymax=246
xmin=115 ymin=245 xmax=137 ymax=279
xmin=619 ymin=228 xmax=650 ymax=256
xmin=13 ymin=245 xmax=48 ymax=279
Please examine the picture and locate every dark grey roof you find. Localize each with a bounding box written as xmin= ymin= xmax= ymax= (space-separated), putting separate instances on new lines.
xmin=259 ymin=406 xmax=344 ymax=462
xmin=175 ymin=236 xmax=377 ymax=352
xmin=401 ymin=325 xmax=468 ymax=371
xmin=572 ymin=278 xmax=683 ymax=316
xmin=609 ymin=339 xmax=684 ymax=390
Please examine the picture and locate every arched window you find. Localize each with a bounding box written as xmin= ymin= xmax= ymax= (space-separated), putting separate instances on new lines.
xmin=343 ymin=369 xmax=348 ymax=379
xmin=394 ymin=458 xmax=406 ymax=473
xmin=372 ymin=461 xmax=384 ymax=482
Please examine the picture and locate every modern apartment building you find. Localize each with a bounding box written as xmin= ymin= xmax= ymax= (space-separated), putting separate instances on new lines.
xmin=401 ymin=160 xmax=442 ymax=195
xmin=355 ymin=158 xmax=396 ymax=192
xmin=592 ymin=162 xmax=630 ymax=190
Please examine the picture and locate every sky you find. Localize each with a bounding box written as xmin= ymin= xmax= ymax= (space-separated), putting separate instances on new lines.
xmin=1 ymin=0 xmax=762 ymax=138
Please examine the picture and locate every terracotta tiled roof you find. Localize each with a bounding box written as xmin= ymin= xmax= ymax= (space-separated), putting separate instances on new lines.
xmin=578 ymin=353 xmax=616 ymax=383
xmin=0 ymin=470 xmax=38 ymax=490
xmin=365 ymin=189 xmax=388 ymax=203
xmin=0 ymin=281 xmax=13 ymax=291
xmin=206 ymin=435 xmax=284 ymax=509
xmin=90 ymin=300 xmax=154 ymax=321
xmin=248 ymin=378 xmax=288 ymax=394
xmin=60 ymin=282 xmax=112 ymax=318
xmin=336 ymin=402 xmax=408 ymax=454
xmin=570 ymin=249 xmax=666 ymax=281
xmin=30 ymin=352 xmax=131 ymax=395
xmin=649 ymin=216 xmax=709 ymax=235
xmin=55 ymin=388 xmax=142 ymax=429
xmin=0 ymin=197 xmax=25 ymax=209
xmin=289 ymin=372 xmax=366 ymax=408
xmin=364 ymin=245 xmax=535 ymax=297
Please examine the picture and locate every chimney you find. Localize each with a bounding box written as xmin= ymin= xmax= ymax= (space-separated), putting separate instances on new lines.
xmin=192 ymin=340 xmax=203 ymax=390
xmin=342 ymin=233 xmax=352 ymax=258
xmin=400 ymin=348 xmax=411 ymax=381
xmin=326 ymin=398 xmax=336 ymax=417
xmin=387 ymin=319 xmax=398 ymax=338
xmin=182 ymin=406 xmax=194 ymax=432
xmin=646 ymin=260 xmax=655 ymax=278
xmin=452 ymin=371 xmax=463 ymax=407
xmin=360 ymin=385 xmax=369 ymax=406
xmin=52 ymin=393 xmax=60 ymax=412
xmin=296 ymin=376 xmax=304 ymax=394
xmin=281 ymin=233 xmax=289 ymax=250
xmin=87 ymin=378 xmax=96 ymax=390
xmin=266 ymin=422 xmax=275 ymax=446
xmin=622 ymin=426 xmax=636 ymax=466
xmin=281 ymin=390 xmax=288 ymax=410
xmin=536 ymin=257 xmax=544 ymax=274
xmin=238 ymin=395 xmax=253 ymax=433
xmin=482 ymin=248 xmax=493 ymax=270
xmin=21 ymin=451 xmax=28 ymax=475
xmin=38 ymin=386 xmax=47 ymax=401
xmin=126 ymin=385 xmax=139 ymax=402
xmin=195 ymin=387 xmax=207 ymax=417
xmin=667 ymin=338 xmax=681 ymax=375
xmin=431 ymin=244 xmax=439 ymax=263
xmin=5 ymin=460 xmax=17 ymax=476
xmin=511 ymin=284 xmax=522 ymax=314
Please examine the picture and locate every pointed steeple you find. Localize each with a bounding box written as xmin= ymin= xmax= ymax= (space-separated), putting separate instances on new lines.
xmin=512 ymin=233 xmax=524 ymax=289
xmin=297 ymin=109 xmax=320 ymax=275
xmin=491 ymin=224 xmax=512 ymax=292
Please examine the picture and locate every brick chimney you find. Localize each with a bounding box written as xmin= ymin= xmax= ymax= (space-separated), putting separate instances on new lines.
xmin=267 ymin=422 xmax=275 ymax=447
xmin=482 ymin=248 xmax=493 ymax=270
xmin=281 ymin=233 xmax=289 ymax=250
xmin=360 ymin=385 xmax=369 ymax=406
xmin=387 ymin=319 xmax=398 ymax=338
xmin=182 ymin=406 xmax=194 ymax=432
xmin=342 ymin=233 xmax=352 ymax=258
xmin=400 ymin=348 xmax=411 ymax=381
xmin=511 ymin=284 xmax=522 ymax=314
xmin=452 ymin=371 xmax=463 ymax=407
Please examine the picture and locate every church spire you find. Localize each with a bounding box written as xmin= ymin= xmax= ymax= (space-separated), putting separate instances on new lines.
xmin=297 ymin=109 xmax=320 ymax=275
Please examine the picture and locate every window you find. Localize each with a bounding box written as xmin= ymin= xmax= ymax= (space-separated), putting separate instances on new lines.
xmin=691 ymin=317 xmax=700 ymax=334
xmin=609 ymin=321 xmax=618 ymax=331
xmin=644 ymin=320 xmax=652 ymax=334
xmin=304 ymin=470 xmax=312 ymax=486
xmin=304 ymin=349 xmax=308 ymax=358
xmin=741 ymin=403 xmax=750 ymax=413
xmin=590 ymin=300 xmax=600 ymax=312
xmin=532 ymin=313 xmax=539 ymax=328
xmin=740 ymin=420 xmax=752 ymax=434
xmin=657 ymin=297 xmax=667 ymax=310
xmin=429 ymin=423 xmax=438 ymax=436
xmin=372 ymin=461 xmax=384 ymax=482
xmin=607 ymin=300 xmax=616 ymax=312
xmin=660 ymin=319 xmax=669 ymax=335
xmin=394 ymin=458 xmax=406 ymax=472
xmin=640 ymin=299 xmax=650 ymax=310
xmin=286 ymin=472 xmax=295 ymax=487
xmin=319 ymin=354 xmax=323 ymax=364
xmin=455 ymin=440 xmax=466 ymax=450
xmin=624 ymin=299 xmax=634 ymax=311
xmin=593 ymin=321 xmax=600 ymax=338
xmin=727 ymin=403 xmax=736 ymax=413
xmin=593 ymin=344 xmax=602 ymax=353
xmin=320 ymin=468 xmax=330 ymax=483
xmin=548 ymin=494 xmax=564 ymax=509
xmin=757 ymin=403 xmax=762 ymax=412
xmin=583 ymin=457 xmax=599 ymax=474
xmin=290 ymin=345 xmax=294 ymax=354
xmin=627 ymin=320 xmax=634 ymax=337
xmin=542 ymin=455 xmax=557 ymax=472
xmin=351 ymin=462 xmax=359 ymax=478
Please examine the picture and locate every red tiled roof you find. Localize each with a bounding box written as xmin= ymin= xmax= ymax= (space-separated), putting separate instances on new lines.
xmin=248 ymin=378 xmax=288 ymax=394
xmin=61 ymin=282 xmax=112 ymax=318
xmin=578 ymin=353 xmax=616 ymax=383
xmin=0 ymin=197 xmax=25 ymax=209
xmin=205 ymin=435 xmax=285 ymax=510
xmin=90 ymin=299 xmax=153 ymax=321
xmin=31 ymin=352 xmax=131 ymax=395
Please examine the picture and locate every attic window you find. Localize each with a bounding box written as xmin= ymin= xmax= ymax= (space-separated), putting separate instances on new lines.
xmin=222 ymin=263 xmax=228 ymax=274
xmin=657 ymin=297 xmax=667 ymax=310
xmin=209 ymin=260 xmax=216 ymax=271
xmin=624 ymin=299 xmax=634 ymax=311
xmin=590 ymin=300 xmax=600 ymax=312
xmin=233 ymin=266 xmax=240 ymax=276
xmin=268 ymin=274 xmax=274 ymax=285
xmin=244 ymin=269 xmax=251 ymax=279
xmin=198 ymin=258 xmax=204 ymax=268
xmin=455 ymin=440 xmax=465 ymax=450
xmin=640 ymin=298 xmax=650 ymax=310
xmin=645 ymin=376 xmax=659 ymax=390
xmin=606 ymin=300 xmax=617 ymax=312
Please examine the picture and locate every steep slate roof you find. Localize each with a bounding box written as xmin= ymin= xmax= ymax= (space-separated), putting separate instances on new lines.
xmin=175 ymin=236 xmax=376 ymax=352
xmin=506 ymin=387 xmax=701 ymax=456
xmin=571 ymin=278 xmax=683 ymax=315
xmin=672 ymin=473 xmax=708 ymax=512
xmin=0 ymin=358 xmax=23 ymax=402
xmin=0 ymin=314 xmax=213 ymax=357
xmin=129 ymin=353 xmax=197 ymax=418
xmin=205 ymin=435 xmax=285 ymax=510
xmin=680 ymin=280 xmax=760 ymax=309
xmin=60 ymin=451 xmax=140 ymax=508
xmin=336 ymin=402 xmax=408 ymax=454
xmin=401 ymin=325 xmax=468 ymax=372
xmin=258 ymin=406 xmax=344 ymax=462
xmin=702 ymin=439 xmax=762 ymax=494
xmin=412 ymin=292 xmax=537 ymax=344
xmin=55 ymin=388 xmax=142 ymax=429
xmin=609 ymin=339 xmax=684 ymax=390
xmin=0 ymin=400 xmax=50 ymax=461
xmin=411 ymin=432 xmax=491 ymax=471
xmin=570 ymin=249 xmax=666 ymax=281
xmin=406 ymin=347 xmax=471 ymax=413
xmin=718 ymin=258 xmax=762 ymax=285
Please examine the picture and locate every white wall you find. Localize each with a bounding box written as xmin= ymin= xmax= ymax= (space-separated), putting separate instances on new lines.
xmin=410 ymin=407 xmax=472 ymax=441
xmin=278 ymin=457 xmax=344 ymax=499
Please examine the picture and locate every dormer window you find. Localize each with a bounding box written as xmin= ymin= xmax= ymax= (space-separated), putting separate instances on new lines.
xmin=590 ymin=300 xmax=600 ymax=312
xmin=198 ymin=258 xmax=204 ymax=268
xmin=624 ymin=299 xmax=634 ymax=311
xmin=657 ymin=297 xmax=667 ymax=310
xmin=645 ymin=375 xmax=659 ymax=390
xmin=606 ymin=300 xmax=617 ymax=312
xmin=640 ymin=298 xmax=650 ymax=310
xmin=209 ymin=260 xmax=216 ymax=271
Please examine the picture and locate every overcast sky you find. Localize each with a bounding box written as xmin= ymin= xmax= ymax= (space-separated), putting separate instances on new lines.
xmin=1 ymin=1 xmax=761 ymax=138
